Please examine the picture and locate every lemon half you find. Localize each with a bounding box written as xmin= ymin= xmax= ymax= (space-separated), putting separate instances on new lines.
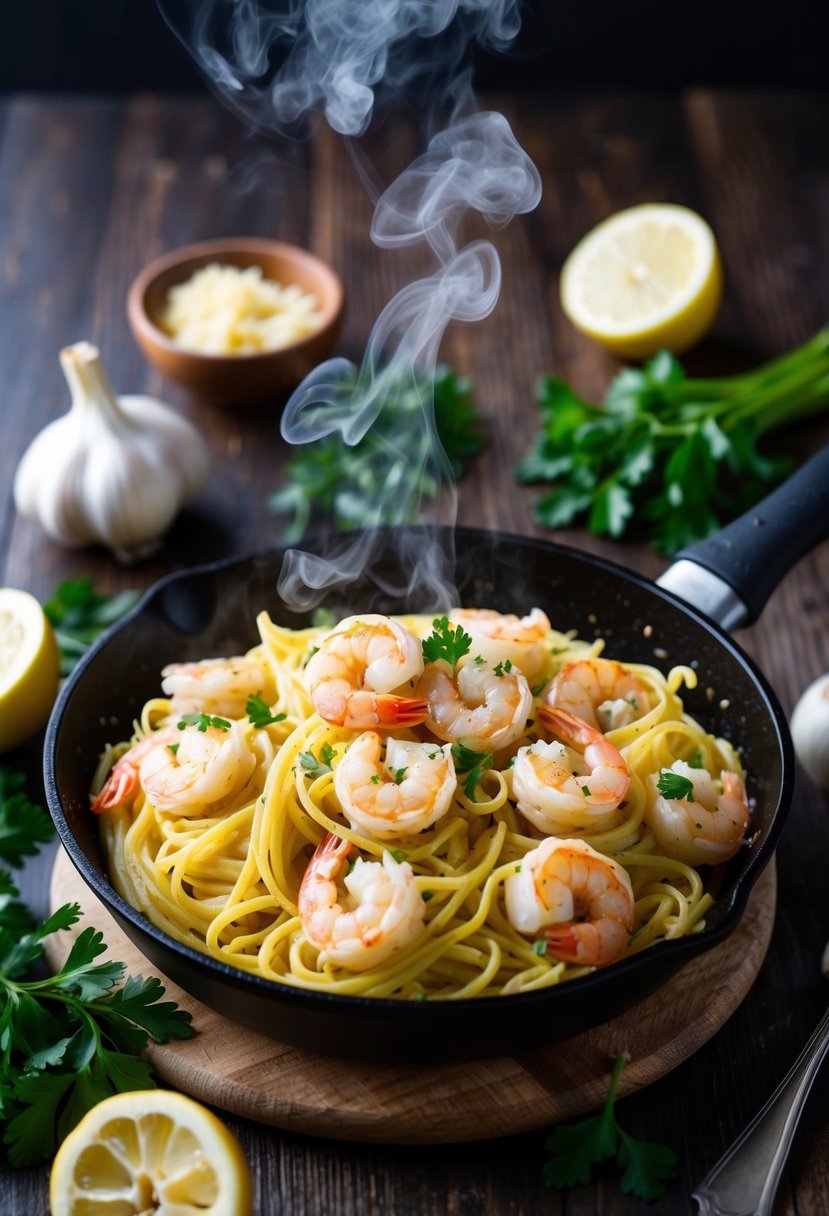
xmin=49 ymin=1089 xmax=253 ymax=1216
xmin=0 ymin=587 xmax=60 ymax=752
xmin=560 ymin=203 xmax=723 ymax=360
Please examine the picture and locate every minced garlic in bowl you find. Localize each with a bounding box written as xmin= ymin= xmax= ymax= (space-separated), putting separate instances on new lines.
xmin=159 ymin=263 xmax=324 ymax=355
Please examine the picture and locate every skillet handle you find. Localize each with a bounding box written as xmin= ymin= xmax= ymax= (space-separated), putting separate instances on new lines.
xmin=656 ymin=444 xmax=829 ymax=629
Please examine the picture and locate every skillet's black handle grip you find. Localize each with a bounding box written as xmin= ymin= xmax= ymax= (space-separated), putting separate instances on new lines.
xmin=677 ymin=444 xmax=829 ymax=625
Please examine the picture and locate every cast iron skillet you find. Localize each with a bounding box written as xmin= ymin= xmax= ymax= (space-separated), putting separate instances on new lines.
xmin=44 ymin=448 xmax=829 ymax=1061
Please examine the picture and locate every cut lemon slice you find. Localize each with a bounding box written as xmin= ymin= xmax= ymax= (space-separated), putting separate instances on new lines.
xmin=49 ymin=1089 xmax=253 ymax=1216
xmin=560 ymin=203 xmax=723 ymax=359
xmin=0 ymin=587 xmax=60 ymax=752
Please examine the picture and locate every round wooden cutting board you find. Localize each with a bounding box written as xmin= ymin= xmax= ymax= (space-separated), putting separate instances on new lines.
xmin=46 ymin=848 xmax=776 ymax=1144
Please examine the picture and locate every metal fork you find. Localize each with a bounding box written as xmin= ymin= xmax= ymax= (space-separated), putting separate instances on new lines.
xmin=693 ymin=1005 xmax=829 ymax=1215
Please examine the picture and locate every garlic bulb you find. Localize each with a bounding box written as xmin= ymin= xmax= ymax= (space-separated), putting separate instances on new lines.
xmin=790 ymin=672 xmax=829 ymax=792
xmin=14 ymin=342 xmax=211 ymax=563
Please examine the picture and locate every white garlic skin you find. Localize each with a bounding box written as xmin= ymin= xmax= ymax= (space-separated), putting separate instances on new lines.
xmin=13 ymin=342 xmax=211 ymax=563
xmin=790 ymin=672 xmax=829 ymax=792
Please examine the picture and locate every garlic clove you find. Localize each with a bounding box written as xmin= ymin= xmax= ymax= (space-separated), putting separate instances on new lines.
xmin=790 ymin=672 xmax=829 ymax=792
xmin=13 ymin=342 xmax=211 ymax=563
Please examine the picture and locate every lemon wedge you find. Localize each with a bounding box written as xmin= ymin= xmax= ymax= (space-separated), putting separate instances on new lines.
xmin=0 ymin=587 xmax=60 ymax=752
xmin=560 ymin=203 xmax=723 ymax=360
xmin=50 ymin=1089 xmax=253 ymax=1216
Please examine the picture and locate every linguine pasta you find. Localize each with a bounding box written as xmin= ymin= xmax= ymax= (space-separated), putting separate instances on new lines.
xmin=92 ymin=609 xmax=747 ymax=1001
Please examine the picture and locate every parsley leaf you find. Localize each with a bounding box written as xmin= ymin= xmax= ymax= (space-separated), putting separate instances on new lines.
xmin=518 ymin=330 xmax=829 ymax=554
xmin=543 ymin=1054 xmax=677 ymax=1201
xmin=450 ymin=742 xmax=494 ymax=801
xmin=0 ymin=768 xmax=54 ymax=868
xmin=656 ymin=771 xmax=695 ymax=801
xmin=298 ymin=746 xmax=334 ymax=778
xmin=422 ymin=617 xmax=472 ymax=668
xmin=43 ymin=579 xmax=140 ymax=676
xmin=177 ymin=713 xmax=231 ymax=733
xmin=268 ymin=365 xmax=484 ymax=541
xmin=245 ymin=694 xmax=287 ymax=729
xmin=0 ymin=905 xmax=193 ymax=1166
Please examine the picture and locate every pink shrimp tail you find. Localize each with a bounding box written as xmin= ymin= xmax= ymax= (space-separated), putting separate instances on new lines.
xmin=537 ymin=704 xmax=594 ymax=743
xmin=543 ymin=918 xmax=630 ymax=968
xmin=376 ymin=694 xmax=429 ymax=727
xmin=314 ymin=832 xmax=353 ymax=873
xmin=90 ymin=762 xmax=137 ymax=814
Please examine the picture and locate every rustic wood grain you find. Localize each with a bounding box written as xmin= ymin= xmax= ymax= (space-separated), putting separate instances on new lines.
xmin=1 ymin=89 xmax=828 ymax=1213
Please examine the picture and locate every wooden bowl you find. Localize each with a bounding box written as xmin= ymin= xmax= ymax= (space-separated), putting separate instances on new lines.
xmin=127 ymin=238 xmax=344 ymax=407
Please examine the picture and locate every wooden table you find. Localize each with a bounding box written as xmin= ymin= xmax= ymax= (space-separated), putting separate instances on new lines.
xmin=2 ymin=90 xmax=828 ymax=1214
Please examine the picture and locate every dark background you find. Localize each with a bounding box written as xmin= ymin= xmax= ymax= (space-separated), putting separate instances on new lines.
xmin=1 ymin=0 xmax=823 ymax=91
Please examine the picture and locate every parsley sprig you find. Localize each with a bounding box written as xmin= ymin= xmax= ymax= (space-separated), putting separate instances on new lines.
xmin=268 ymin=366 xmax=484 ymax=540
xmin=0 ymin=768 xmax=55 ymax=869
xmin=422 ymin=617 xmax=472 ymax=668
xmin=517 ymin=331 xmax=829 ymax=554
xmin=656 ymin=771 xmax=695 ymax=801
xmin=43 ymin=578 xmax=140 ymax=676
xmin=543 ymin=1054 xmax=678 ymax=1201
xmin=0 ymin=770 xmax=192 ymax=1166
xmin=451 ymin=742 xmax=494 ymax=801
xmin=0 ymin=910 xmax=193 ymax=1166
xmin=298 ymin=742 xmax=336 ymax=778
xmin=245 ymin=694 xmax=287 ymax=729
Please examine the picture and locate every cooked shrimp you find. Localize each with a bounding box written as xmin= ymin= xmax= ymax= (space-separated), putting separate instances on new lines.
xmin=91 ymin=721 xmax=257 ymax=815
xmin=334 ymin=732 xmax=457 ymax=839
xmin=298 ymin=832 xmax=426 ymax=971
xmin=518 ymin=706 xmax=630 ymax=830
xmin=646 ymin=760 xmax=749 ymax=865
xmin=418 ymin=657 xmax=533 ymax=752
xmin=305 ymin=614 xmax=427 ymax=730
xmin=91 ymin=732 xmax=168 ymax=814
xmin=504 ymin=837 xmax=634 ymax=967
xmin=161 ymin=655 xmax=274 ymax=719
xmin=545 ymin=656 xmax=650 ymax=732
xmin=449 ymin=607 xmax=552 ymax=683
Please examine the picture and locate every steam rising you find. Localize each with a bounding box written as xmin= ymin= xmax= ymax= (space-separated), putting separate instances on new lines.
xmin=162 ymin=0 xmax=541 ymax=612
xmin=278 ymin=111 xmax=540 ymax=607
xmin=164 ymin=0 xmax=522 ymax=136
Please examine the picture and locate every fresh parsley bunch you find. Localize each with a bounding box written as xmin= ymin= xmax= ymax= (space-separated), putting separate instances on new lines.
xmin=543 ymin=1054 xmax=678 ymax=1201
xmin=269 ymin=366 xmax=484 ymax=541
xmin=517 ymin=329 xmax=829 ymax=554
xmin=0 ymin=767 xmax=193 ymax=1166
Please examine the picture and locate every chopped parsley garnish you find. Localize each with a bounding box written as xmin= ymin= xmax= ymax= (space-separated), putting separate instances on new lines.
xmin=177 ymin=713 xmax=231 ymax=733
xmin=422 ymin=616 xmax=473 ymax=668
xmin=542 ymin=1054 xmax=678 ymax=1201
xmin=393 ymin=767 xmax=408 ymax=784
xmin=689 ymin=749 xmax=704 ymax=768
xmin=581 ymin=785 xmax=591 ymax=796
xmin=656 ymin=771 xmax=695 ymax=801
xmin=532 ymin=940 xmax=548 ymax=957
xmin=370 ymin=774 xmax=380 ymax=785
xmin=389 ymin=849 xmax=407 ymax=864
xmin=530 ymin=680 xmax=548 ymax=697
xmin=493 ymin=659 xmax=513 ymax=677
xmin=450 ymin=742 xmax=494 ymax=801
xmin=167 ymin=743 xmax=180 ymax=756
xmin=245 ymin=694 xmax=287 ymax=729
xmin=298 ymin=747 xmax=334 ymax=778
